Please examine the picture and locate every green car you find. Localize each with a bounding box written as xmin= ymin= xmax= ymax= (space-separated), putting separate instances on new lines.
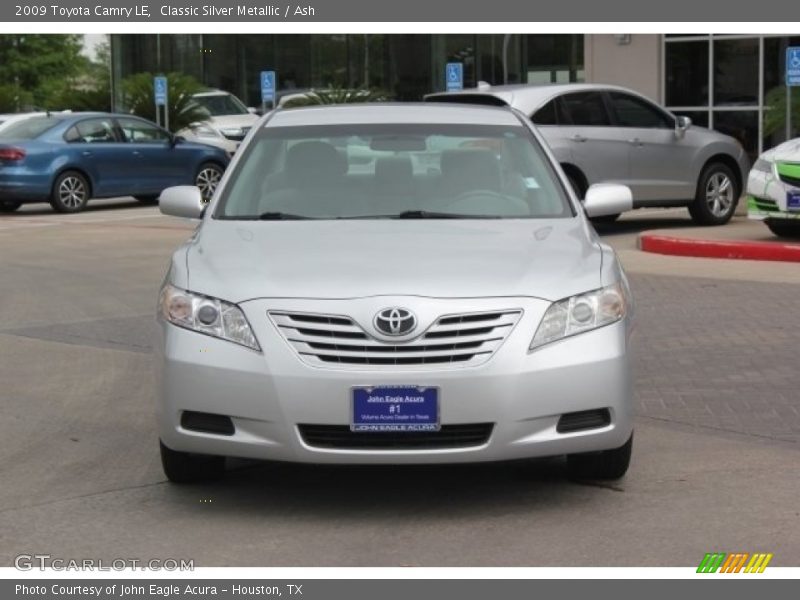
xmin=747 ymin=138 xmax=800 ymax=238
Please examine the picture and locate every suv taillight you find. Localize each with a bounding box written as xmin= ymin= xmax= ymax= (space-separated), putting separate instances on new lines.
xmin=0 ymin=147 xmax=26 ymax=161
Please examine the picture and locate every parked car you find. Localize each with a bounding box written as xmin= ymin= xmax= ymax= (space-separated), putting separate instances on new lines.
xmin=176 ymin=90 xmax=259 ymax=156
xmin=155 ymin=103 xmax=636 ymax=483
xmin=747 ymin=137 xmax=800 ymax=238
xmin=426 ymin=83 xmax=749 ymax=225
xmin=0 ymin=112 xmax=229 ymax=213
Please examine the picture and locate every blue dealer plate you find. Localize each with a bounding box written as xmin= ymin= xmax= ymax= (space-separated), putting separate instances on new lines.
xmin=351 ymin=386 xmax=439 ymax=432
xmin=787 ymin=190 xmax=800 ymax=211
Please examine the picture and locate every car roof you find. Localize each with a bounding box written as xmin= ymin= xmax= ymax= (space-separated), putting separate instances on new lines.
xmin=266 ymin=103 xmax=523 ymax=127
xmin=427 ymin=83 xmax=651 ymax=113
xmin=193 ymin=90 xmax=232 ymax=97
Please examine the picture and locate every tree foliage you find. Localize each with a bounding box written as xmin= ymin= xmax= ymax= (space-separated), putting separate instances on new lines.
xmin=120 ymin=72 xmax=208 ymax=132
xmin=763 ymin=85 xmax=800 ymax=139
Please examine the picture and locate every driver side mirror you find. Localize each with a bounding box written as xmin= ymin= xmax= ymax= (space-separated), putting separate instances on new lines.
xmin=583 ymin=184 xmax=633 ymax=218
xmin=160 ymin=186 xmax=205 ymax=220
xmin=675 ymin=115 xmax=692 ymax=139
xmin=169 ymin=134 xmax=185 ymax=147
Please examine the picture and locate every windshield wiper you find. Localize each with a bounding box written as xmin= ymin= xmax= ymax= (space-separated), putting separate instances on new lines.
xmin=257 ymin=211 xmax=316 ymax=220
xmin=393 ymin=210 xmax=501 ymax=219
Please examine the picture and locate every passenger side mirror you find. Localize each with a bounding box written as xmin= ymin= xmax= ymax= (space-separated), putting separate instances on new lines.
xmin=675 ymin=115 xmax=692 ymax=139
xmin=160 ymin=186 xmax=205 ymax=219
xmin=583 ymin=184 xmax=633 ymax=218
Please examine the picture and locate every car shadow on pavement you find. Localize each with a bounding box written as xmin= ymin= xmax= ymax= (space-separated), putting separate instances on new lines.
xmin=160 ymin=458 xmax=611 ymax=520
xmin=593 ymin=216 xmax=701 ymax=236
xmin=7 ymin=198 xmax=145 ymax=216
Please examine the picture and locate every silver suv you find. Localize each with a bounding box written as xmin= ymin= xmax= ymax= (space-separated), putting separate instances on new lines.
xmin=427 ymin=83 xmax=749 ymax=225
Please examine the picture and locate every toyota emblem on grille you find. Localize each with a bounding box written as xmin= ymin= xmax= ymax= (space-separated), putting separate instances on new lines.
xmin=374 ymin=308 xmax=417 ymax=336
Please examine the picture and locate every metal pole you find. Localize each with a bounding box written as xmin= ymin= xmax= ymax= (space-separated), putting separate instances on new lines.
xmin=787 ymin=85 xmax=791 ymax=141
xmin=164 ymin=102 xmax=169 ymax=133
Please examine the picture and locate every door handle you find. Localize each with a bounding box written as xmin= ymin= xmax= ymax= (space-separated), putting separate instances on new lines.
xmin=628 ymin=138 xmax=643 ymax=147
xmin=132 ymin=150 xmax=142 ymax=156
xmin=571 ymin=134 xmax=588 ymax=143
xmin=81 ymin=151 xmax=92 ymax=157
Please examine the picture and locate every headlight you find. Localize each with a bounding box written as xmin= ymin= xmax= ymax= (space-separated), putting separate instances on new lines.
xmin=752 ymin=158 xmax=774 ymax=173
xmin=220 ymin=127 xmax=244 ymax=138
xmin=192 ymin=124 xmax=221 ymax=138
xmin=530 ymin=282 xmax=628 ymax=350
xmin=159 ymin=284 xmax=260 ymax=351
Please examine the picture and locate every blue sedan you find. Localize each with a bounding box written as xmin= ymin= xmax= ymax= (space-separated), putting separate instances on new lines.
xmin=0 ymin=112 xmax=230 ymax=213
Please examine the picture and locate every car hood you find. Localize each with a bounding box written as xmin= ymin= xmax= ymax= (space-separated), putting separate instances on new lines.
xmin=205 ymin=114 xmax=259 ymax=129
xmin=184 ymin=218 xmax=602 ymax=303
xmin=762 ymin=138 xmax=800 ymax=162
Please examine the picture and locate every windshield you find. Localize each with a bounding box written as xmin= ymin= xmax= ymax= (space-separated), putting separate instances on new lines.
xmin=193 ymin=93 xmax=249 ymax=116
xmin=215 ymin=123 xmax=572 ymax=220
xmin=0 ymin=117 xmax=60 ymax=140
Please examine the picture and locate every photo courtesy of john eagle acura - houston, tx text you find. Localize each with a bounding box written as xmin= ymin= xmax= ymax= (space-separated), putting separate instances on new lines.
xmin=155 ymin=103 xmax=635 ymax=483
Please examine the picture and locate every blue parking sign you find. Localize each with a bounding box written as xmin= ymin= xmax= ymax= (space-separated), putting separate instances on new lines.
xmin=787 ymin=48 xmax=800 ymax=87
xmin=261 ymin=70 xmax=276 ymax=105
xmin=446 ymin=62 xmax=463 ymax=92
xmin=154 ymin=76 xmax=168 ymax=106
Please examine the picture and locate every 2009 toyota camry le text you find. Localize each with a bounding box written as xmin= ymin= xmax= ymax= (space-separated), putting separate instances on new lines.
xmin=154 ymin=103 xmax=636 ymax=483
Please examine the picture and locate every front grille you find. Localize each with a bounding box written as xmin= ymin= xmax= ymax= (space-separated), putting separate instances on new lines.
xmin=778 ymin=173 xmax=800 ymax=188
xmin=298 ymin=423 xmax=494 ymax=449
xmin=556 ymin=409 xmax=611 ymax=433
xmin=269 ymin=309 xmax=522 ymax=368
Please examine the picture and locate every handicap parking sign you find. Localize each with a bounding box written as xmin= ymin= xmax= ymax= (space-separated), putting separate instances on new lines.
xmin=787 ymin=47 xmax=800 ymax=86
xmin=153 ymin=76 xmax=168 ymax=106
xmin=261 ymin=70 xmax=276 ymax=105
xmin=446 ymin=62 xmax=463 ymax=92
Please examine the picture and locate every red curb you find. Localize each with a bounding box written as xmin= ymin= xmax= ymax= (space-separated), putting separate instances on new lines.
xmin=639 ymin=234 xmax=800 ymax=263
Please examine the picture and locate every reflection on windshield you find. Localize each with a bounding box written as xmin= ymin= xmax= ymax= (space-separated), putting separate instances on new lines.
xmin=215 ymin=124 xmax=572 ymax=220
xmin=0 ymin=117 xmax=60 ymax=140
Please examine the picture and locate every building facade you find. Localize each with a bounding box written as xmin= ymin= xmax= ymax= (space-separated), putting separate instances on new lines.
xmin=110 ymin=33 xmax=800 ymax=161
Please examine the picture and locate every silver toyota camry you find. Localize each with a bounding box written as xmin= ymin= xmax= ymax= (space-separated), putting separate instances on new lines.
xmin=155 ymin=103 xmax=636 ymax=483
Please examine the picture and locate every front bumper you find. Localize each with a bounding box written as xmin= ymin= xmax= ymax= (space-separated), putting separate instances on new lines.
xmin=156 ymin=296 xmax=634 ymax=464
xmin=747 ymin=166 xmax=800 ymax=221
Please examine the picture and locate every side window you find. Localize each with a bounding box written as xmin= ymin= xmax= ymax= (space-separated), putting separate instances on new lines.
xmin=117 ymin=118 xmax=171 ymax=143
xmin=70 ymin=119 xmax=117 ymax=143
xmin=609 ymin=92 xmax=673 ymax=128
xmin=560 ymin=92 xmax=612 ymax=126
xmin=532 ymin=100 xmax=557 ymax=125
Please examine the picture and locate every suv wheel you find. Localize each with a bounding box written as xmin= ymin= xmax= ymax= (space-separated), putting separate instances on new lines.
xmin=766 ymin=219 xmax=800 ymax=238
xmin=50 ymin=171 xmax=90 ymax=213
xmin=688 ymin=163 xmax=739 ymax=225
xmin=567 ymin=433 xmax=633 ymax=480
xmin=160 ymin=441 xmax=226 ymax=483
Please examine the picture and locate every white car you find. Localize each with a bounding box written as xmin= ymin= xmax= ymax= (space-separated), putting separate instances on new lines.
xmin=176 ymin=90 xmax=259 ymax=156
xmin=747 ymin=138 xmax=800 ymax=238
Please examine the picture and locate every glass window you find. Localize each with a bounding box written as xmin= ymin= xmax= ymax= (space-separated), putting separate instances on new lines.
xmin=526 ymin=35 xmax=584 ymax=84
xmin=713 ymin=38 xmax=759 ymax=106
xmin=560 ymin=92 xmax=611 ymax=126
xmin=0 ymin=117 xmax=61 ymax=140
xmin=72 ymin=118 xmax=117 ymax=143
xmin=713 ymin=110 xmax=759 ymax=163
xmin=191 ymin=93 xmax=249 ymax=117
xmin=609 ymin=93 xmax=673 ymax=128
xmin=532 ymin=100 xmax=557 ymax=125
xmin=763 ymin=36 xmax=800 ymax=149
xmin=117 ymin=117 xmax=170 ymax=143
xmin=665 ymin=41 xmax=709 ymax=106
xmin=215 ymin=123 xmax=571 ymax=220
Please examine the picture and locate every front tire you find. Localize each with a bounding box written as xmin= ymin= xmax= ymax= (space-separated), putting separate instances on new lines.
xmin=195 ymin=162 xmax=224 ymax=204
xmin=0 ymin=200 xmax=22 ymax=213
xmin=688 ymin=163 xmax=739 ymax=225
xmin=160 ymin=441 xmax=225 ymax=483
xmin=765 ymin=219 xmax=800 ymax=238
xmin=50 ymin=171 xmax=90 ymax=213
xmin=567 ymin=433 xmax=633 ymax=480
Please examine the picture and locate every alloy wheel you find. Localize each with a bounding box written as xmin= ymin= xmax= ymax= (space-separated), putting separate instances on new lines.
xmin=196 ymin=167 xmax=222 ymax=204
xmin=58 ymin=176 xmax=87 ymax=210
xmin=705 ymin=172 xmax=734 ymax=218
